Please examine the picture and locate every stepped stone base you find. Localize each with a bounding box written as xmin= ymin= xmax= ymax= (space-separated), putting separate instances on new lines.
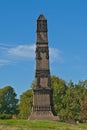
xmin=29 ymin=111 xmax=59 ymax=121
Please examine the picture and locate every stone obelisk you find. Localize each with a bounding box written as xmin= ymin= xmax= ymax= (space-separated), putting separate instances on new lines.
xmin=30 ymin=14 xmax=55 ymax=120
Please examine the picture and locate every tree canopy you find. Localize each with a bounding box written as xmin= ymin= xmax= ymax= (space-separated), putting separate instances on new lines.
xmin=0 ymin=86 xmax=19 ymax=118
xmin=18 ymin=89 xmax=33 ymax=119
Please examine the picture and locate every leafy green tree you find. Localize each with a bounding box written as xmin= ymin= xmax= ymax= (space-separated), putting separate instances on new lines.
xmin=51 ymin=75 xmax=67 ymax=117
xmin=18 ymin=89 xmax=33 ymax=119
xmin=62 ymin=84 xmax=80 ymax=121
xmin=0 ymin=86 xmax=19 ymax=115
xmin=79 ymin=96 xmax=87 ymax=122
xmin=75 ymin=80 xmax=87 ymax=122
xmin=51 ymin=77 xmax=80 ymax=121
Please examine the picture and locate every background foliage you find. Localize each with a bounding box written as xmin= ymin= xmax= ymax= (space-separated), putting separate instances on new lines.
xmin=0 ymin=86 xmax=19 ymax=119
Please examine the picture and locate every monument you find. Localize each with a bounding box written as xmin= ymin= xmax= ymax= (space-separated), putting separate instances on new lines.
xmin=30 ymin=14 xmax=56 ymax=120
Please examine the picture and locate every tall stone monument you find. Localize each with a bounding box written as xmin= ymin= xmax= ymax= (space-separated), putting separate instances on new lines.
xmin=30 ymin=14 xmax=55 ymax=120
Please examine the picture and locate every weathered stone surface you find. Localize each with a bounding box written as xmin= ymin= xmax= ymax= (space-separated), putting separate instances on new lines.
xmin=29 ymin=14 xmax=58 ymax=120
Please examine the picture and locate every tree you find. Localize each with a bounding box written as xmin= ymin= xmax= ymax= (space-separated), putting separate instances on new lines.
xmin=62 ymin=84 xmax=80 ymax=121
xmin=75 ymin=80 xmax=87 ymax=122
xmin=51 ymin=77 xmax=80 ymax=121
xmin=0 ymin=86 xmax=19 ymax=116
xmin=18 ymin=89 xmax=33 ymax=119
xmin=51 ymin=75 xmax=67 ymax=117
xmin=79 ymin=96 xmax=87 ymax=122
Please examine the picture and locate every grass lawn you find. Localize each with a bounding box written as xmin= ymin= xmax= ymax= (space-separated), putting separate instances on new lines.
xmin=0 ymin=119 xmax=87 ymax=130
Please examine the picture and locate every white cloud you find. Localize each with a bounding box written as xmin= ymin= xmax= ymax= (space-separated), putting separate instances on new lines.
xmin=0 ymin=43 xmax=63 ymax=66
xmin=8 ymin=44 xmax=62 ymax=63
xmin=8 ymin=44 xmax=35 ymax=59
xmin=49 ymin=48 xmax=63 ymax=63
xmin=0 ymin=43 xmax=12 ymax=49
xmin=0 ymin=59 xmax=10 ymax=66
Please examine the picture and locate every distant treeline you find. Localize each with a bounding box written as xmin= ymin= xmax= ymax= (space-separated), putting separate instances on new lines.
xmin=0 ymin=75 xmax=87 ymax=122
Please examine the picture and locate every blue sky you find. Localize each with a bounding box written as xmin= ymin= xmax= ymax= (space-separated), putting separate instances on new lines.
xmin=0 ymin=0 xmax=87 ymax=97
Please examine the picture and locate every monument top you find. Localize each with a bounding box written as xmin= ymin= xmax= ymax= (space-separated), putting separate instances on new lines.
xmin=37 ymin=14 xmax=46 ymax=20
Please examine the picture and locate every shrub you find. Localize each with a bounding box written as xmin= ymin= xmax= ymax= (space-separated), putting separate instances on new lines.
xmin=0 ymin=114 xmax=12 ymax=119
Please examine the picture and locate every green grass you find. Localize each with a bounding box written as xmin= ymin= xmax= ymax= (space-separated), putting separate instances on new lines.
xmin=0 ymin=119 xmax=87 ymax=130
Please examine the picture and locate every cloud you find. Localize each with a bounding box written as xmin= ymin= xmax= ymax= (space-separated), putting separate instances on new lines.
xmin=0 ymin=43 xmax=12 ymax=49
xmin=8 ymin=44 xmax=62 ymax=63
xmin=0 ymin=43 xmax=63 ymax=66
xmin=49 ymin=48 xmax=63 ymax=63
xmin=8 ymin=44 xmax=35 ymax=59
xmin=0 ymin=59 xmax=10 ymax=66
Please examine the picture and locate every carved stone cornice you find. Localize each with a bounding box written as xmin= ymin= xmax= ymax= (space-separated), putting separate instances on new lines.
xmin=37 ymin=46 xmax=48 ymax=52
xmin=33 ymin=87 xmax=52 ymax=93
xmin=36 ymin=42 xmax=48 ymax=45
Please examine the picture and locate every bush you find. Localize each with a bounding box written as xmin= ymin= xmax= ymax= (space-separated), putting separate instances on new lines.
xmin=0 ymin=114 xmax=12 ymax=119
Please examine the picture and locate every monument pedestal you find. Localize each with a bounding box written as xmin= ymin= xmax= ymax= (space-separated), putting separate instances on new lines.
xmin=29 ymin=111 xmax=55 ymax=120
xmin=30 ymin=88 xmax=57 ymax=120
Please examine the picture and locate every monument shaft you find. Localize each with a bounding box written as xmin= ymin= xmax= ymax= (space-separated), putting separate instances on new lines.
xmin=30 ymin=14 xmax=54 ymax=120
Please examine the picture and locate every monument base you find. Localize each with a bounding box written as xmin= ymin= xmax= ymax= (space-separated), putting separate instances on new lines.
xmin=29 ymin=111 xmax=59 ymax=121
